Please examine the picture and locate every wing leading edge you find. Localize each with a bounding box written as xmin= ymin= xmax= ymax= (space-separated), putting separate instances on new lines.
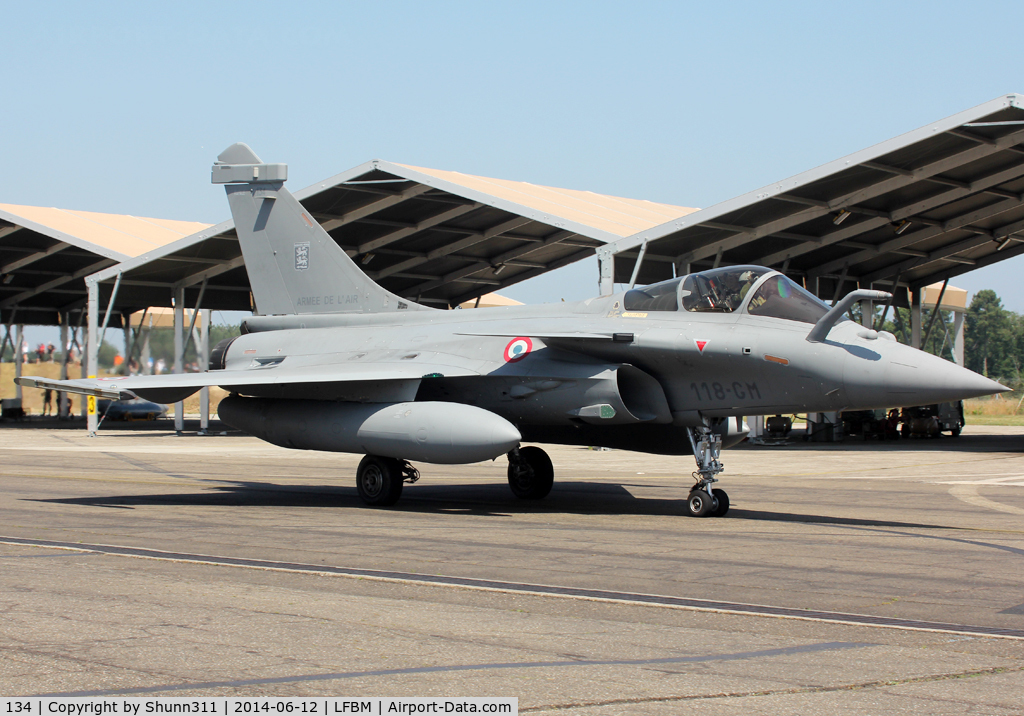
xmin=15 ymin=360 xmax=481 ymax=403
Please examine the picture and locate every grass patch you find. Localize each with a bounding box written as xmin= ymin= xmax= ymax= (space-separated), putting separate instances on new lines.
xmin=964 ymin=394 xmax=1024 ymax=426
xmin=962 ymin=415 xmax=1024 ymax=426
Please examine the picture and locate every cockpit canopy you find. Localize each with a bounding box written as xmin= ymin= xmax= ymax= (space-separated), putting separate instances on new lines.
xmin=745 ymin=272 xmax=830 ymax=324
xmin=622 ymin=265 xmax=830 ymax=324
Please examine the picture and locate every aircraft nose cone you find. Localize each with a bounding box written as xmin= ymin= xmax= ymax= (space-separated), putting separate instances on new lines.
xmin=884 ymin=344 xmax=1008 ymax=405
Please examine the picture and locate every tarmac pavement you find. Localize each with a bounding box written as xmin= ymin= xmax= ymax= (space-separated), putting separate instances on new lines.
xmin=0 ymin=424 xmax=1022 ymax=713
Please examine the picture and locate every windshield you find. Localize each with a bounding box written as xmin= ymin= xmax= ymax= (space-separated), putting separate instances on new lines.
xmin=681 ymin=266 xmax=768 ymax=313
xmin=623 ymin=277 xmax=683 ymax=312
xmin=746 ymin=274 xmax=829 ymax=324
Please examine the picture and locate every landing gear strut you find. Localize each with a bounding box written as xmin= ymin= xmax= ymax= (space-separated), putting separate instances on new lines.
xmin=686 ymin=425 xmax=729 ymax=517
xmin=356 ymin=455 xmax=419 ymax=507
xmin=507 ymin=446 xmax=554 ymax=499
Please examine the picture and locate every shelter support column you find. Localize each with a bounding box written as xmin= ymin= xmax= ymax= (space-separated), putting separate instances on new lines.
xmin=86 ymin=279 xmax=99 ymax=435
xmin=141 ymin=322 xmax=152 ymax=374
xmin=200 ymin=309 xmax=210 ymax=433
xmin=122 ymin=313 xmax=131 ymax=373
xmin=59 ymin=314 xmax=68 ymax=418
xmin=174 ymin=286 xmax=184 ymax=433
xmin=14 ymin=324 xmax=22 ymax=402
xmin=597 ymin=247 xmax=615 ymax=296
xmin=80 ymin=315 xmax=88 ymax=383
xmin=81 ymin=311 xmax=88 ymax=421
xmin=953 ymin=309 xmax=965 ymax=366
xmin=911 ymin=289 xmax=922 ymax=349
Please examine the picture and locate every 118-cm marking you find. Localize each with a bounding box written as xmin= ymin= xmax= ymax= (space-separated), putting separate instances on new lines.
xmin=691 ymin=381 xmax=760 ymax=401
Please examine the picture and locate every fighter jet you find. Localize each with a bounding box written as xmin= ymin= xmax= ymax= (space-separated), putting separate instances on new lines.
xmin=17 ymin=144 xmax=1008 ymax=516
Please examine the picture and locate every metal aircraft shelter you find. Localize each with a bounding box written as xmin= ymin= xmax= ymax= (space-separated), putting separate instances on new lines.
xmin=81 ymin=161 xmax=696 ymax=433
xmin=0 ymin=204 xmax=209 ymax=326
xmin=0 ymin=204 xmax=209 ymax=416
xmin=601 ymin=93 xmax=1024 ymax=350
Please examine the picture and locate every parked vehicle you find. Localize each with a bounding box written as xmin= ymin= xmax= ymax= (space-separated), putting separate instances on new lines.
xmin=902 ymin=401 xmax=965 ymax=437
xmin=96 ymin=398 xmax=168 ymax=421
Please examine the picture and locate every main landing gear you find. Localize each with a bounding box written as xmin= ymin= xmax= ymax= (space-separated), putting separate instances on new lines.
xmin=507 ymin=446 xmax=554 ymax=499
xmin=353 ymin=436 xmax=726 ymax=514
xmin=686 ymin=425 xmax=730 ymax=518
xmin=356 ymin=455 xmax=420 ymax=507
xmin=354 ymin=446 xmax=556 ymax=507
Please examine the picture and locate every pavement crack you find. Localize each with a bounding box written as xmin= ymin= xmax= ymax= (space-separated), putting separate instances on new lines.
xmin=101 ymin=452 xmax=193 ymax=480
xmin=521 ymin=664 xmax=1024 ymax=712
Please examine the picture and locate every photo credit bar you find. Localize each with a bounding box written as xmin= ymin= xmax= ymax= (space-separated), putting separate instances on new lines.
xmin=1 ymin=699 xmax=517 ymax=716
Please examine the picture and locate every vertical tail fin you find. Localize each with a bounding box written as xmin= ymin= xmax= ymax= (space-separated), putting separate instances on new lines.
xmin=212 ymin=143 xmax=431 ymax=316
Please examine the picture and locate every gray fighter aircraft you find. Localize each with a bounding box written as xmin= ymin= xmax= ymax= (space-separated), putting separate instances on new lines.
xmin=17 ymin=144 xmax=1008 ymax=516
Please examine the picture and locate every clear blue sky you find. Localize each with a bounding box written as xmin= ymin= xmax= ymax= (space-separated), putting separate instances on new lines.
xmin=4 ymin=0 xmax=1024 ymax=349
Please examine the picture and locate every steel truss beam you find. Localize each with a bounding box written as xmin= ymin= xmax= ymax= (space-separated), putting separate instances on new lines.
xmin=172 ymin=255 xmax=248 ymax=289
xmin=0 ymin=242 xmax=71 ymax=274
xmin=0 ymin=287 xmax=80 ymax=297
xmin=861 ymin=160 xmax=1023 ymax=200
xmin=0 ymin=258 xmax=116 ymax=309
xmin=405 ymin=230 xmax=579 ymax=296
xmin=669 ymin=127 xmax=1024 ymax=267
xmin=339 ymin=216 xmax=600 ymax=247
xmin=373 ymin=217 xmax=532 ymax=281
xmin=318 ymin=184 xmax=431 ymax=232
xmin=324 ymin=185 xmax=477 ymax=206
xmin=860 ymin=215 xmax=1024 ymax=283
xmin=812 ymin=185 xmax=1024 ymax=278
xmin=758 ymin=163 xmax=1024 ymax=268
xmin=447 ymin=247 xmax=596 ymax=307
xmin=356 ymin=203 xmax=482 ymax=255
xmin=912 ymin=237 xmax=1024 ymax=289
xmin=113 ymin=279 xmax=252 ymax=292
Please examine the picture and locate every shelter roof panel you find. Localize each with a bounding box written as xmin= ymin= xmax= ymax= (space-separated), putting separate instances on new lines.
xmin=92 ymin=159 xmax=682 ymax=312
xmin=0 ymin=204 xmax=212 ymax=325
xmin=609 ymin=94 xmax=1024 ymax=293
xmin=394 ymin=163 xmax=696 ymax=238
xmin=0 ymin=204 xmax=208 ymax=259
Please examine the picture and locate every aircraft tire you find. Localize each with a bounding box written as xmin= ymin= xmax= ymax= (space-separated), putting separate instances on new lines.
xmin=711 ymin=488 xmax=730 ymax=517
xmin=356 ymin=455 xmax=404 ymax=507
xmin=508 ymin=446 xmax=554 ymax=499
xmin=686 ymin=489 xmax=715 ymax=517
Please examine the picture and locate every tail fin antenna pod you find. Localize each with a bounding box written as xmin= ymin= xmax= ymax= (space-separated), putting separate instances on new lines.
xmin=212 ymin=143 xmax=431 ymax=316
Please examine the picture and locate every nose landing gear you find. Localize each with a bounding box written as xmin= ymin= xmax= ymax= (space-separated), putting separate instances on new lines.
xmin=686 ymin=425 xmax=730 ymax=517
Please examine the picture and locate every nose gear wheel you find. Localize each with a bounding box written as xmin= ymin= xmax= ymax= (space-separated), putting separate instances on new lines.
xmin=686 ymin=425 xmax=729 ymax=517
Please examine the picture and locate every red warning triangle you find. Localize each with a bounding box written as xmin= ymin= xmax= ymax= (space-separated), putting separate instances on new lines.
xmin=695 ymin=340 xmax=708 ymax=353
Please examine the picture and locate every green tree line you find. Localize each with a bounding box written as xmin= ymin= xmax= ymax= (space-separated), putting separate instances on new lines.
xmin=138 ymin=324 xmax=241 ymax=369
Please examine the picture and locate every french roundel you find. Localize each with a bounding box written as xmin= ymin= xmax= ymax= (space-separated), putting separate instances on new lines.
xmin=503 ymin=337 xmax=533 ymax=363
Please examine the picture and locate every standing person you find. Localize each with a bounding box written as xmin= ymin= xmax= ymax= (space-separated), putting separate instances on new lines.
xmin=47 ymin=344 xmax=55 ymax=362
xmin=43 ymin=388 xmax=53 ymax=416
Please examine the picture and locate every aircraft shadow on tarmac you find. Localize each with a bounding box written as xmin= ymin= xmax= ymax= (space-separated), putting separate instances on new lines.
xmin=31 ymin=480 xmax=953 ymax=529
